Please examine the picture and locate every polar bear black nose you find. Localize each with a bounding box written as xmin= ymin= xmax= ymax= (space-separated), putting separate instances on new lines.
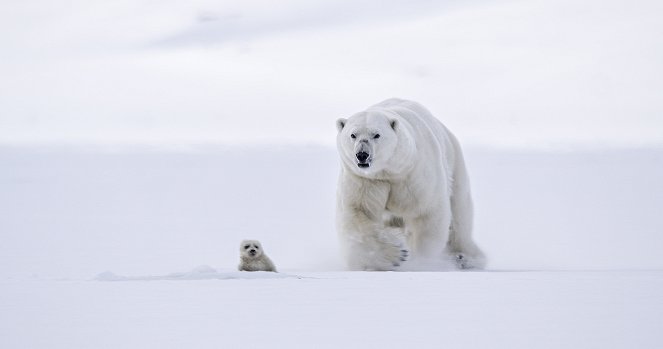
xmin=356 ymin=152 xmax=369 ymax=162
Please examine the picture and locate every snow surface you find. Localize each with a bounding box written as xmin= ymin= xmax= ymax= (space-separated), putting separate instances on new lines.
xmin=2 ymin=271 xmax=662 ymax=348
xmin=1 ymin=146 xmax=662 ymax=348
xmin=95 ymin=266 xmax=299 ymax=281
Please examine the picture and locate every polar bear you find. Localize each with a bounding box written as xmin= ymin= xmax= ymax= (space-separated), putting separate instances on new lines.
xmin=335 ymin=98 xmax=485 ymax=271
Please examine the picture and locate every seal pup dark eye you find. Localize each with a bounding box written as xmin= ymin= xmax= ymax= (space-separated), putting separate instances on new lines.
xmin=373 ymin=134 xmax=380 ymax=139
xmin=350 ymin=134 xmax=356 ymax=139
xmin=244 ymin=245 xmax=250 ymax=249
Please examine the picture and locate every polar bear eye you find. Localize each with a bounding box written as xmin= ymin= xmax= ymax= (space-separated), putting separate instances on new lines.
xmin=350 ymin=134 xmax=356 ymax=139
xmin=373 ymin=134 xmax=380 ymax=139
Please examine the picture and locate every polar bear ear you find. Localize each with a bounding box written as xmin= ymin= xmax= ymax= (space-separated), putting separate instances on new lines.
xmin=336 ymin=118 xmax=347 ymax=132
xmin=390 ymin=119 xmax=398 ymax=130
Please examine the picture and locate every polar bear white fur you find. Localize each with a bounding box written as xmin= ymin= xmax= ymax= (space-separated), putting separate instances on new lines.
xmin=335 ymin=98 xmax=485 ymax=271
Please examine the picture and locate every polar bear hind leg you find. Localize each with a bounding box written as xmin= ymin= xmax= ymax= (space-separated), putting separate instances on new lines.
xmin=446 ymin=140 xmax=486 ymax=269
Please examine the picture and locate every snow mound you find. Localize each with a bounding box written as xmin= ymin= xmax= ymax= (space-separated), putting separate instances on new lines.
xmin=94 ymin=265 xmax=302 ymax=281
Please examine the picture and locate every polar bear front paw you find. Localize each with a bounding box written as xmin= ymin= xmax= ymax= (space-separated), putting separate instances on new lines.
xmin=344 ymin=228 xmax=410 ymax=271
xmin=375 ymin=228 xmax=409 ymax=269
xmin=377 ymin=245 xmax=409 ymax=269
xmin=399 ymin=249 xmax=409 ymax=263
xmin=387 ymin=247 xmax=410 ymax=267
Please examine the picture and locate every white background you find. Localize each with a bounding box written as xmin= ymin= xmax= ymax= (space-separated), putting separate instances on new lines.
xmin=1 ymin=0 xmax=662 ymax=148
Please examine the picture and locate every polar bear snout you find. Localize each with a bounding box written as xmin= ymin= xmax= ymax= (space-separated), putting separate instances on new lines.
xmin=352 ymin=138 xmax=374 ymax=168
xmin=356 ymin=151 xmax=370 ymax=164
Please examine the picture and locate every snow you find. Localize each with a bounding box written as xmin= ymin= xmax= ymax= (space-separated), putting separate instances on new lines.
xmin=94 ymin=266 xmax=298 ymax=281
xmin=1 ymin=146 xmax=662 ymax=348
xmin=2 ymin=271 xmax=662 ymax=348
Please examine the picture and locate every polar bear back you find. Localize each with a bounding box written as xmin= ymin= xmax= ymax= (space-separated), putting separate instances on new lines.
xmin=369 ymin=98 xmax=461 ymax=187
xmin=370 ymin=98 xmax=456 ymax=152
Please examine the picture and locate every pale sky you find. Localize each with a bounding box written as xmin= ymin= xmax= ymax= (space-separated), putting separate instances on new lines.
xmin=1 ymin=0 xmax=662 ymax=149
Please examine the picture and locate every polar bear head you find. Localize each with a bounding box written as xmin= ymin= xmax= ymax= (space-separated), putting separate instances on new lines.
xmin=336 ymin=110 xmax=404 ymax=176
